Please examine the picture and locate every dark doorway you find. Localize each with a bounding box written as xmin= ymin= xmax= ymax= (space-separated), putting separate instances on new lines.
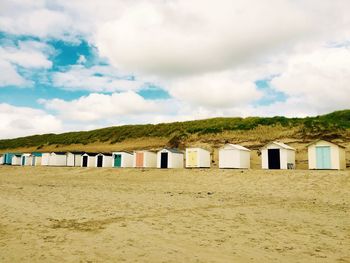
xmin=268 ymin=149 xmax=280 ymax=169
xmin=82 ymin=156 xmax=88 ymax=167
xmin=97 ymin=155 xmax=103 ymax=167
xmin=161 ymin=152 xmax=168 ymax=168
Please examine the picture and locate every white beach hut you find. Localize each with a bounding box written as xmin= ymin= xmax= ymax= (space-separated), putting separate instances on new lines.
xmin=11 ymin=154 xmax=22 ymax=166
xmin=157 ymin=148 xmax=184 ymax=169
xmin=219 ymin=144 xmax=251 ymax=169
xmin=41 ymin=153 xmax=50 ymax=166
xmin=0 ymin=155 xmax=3 ymax=165
xmin=30 ymin=153 xmax=42 ymax=166
xmin=21 ymin=153 xmax=31 ymax=166
xmin=81 ymin=153 xmax=97 ymax=168
xmin=261 ymin=141 xmax=295 ymax=170
xmin=185 ymin=148 xmax=211 ymax=168
xmin=133 ymin=151 xmax=157 ymax=168
xmin=307 ymin=140 xmax=346 ymax=170
xmin=95 ymin=153 xmax=113 ymax=168
xmin=112 ymin=152 xmax=134 ymax=168
xmin=48 ymin=152 xmax=67 ymax=166
xmin=66 ymin=152 xmax=84 ymax=167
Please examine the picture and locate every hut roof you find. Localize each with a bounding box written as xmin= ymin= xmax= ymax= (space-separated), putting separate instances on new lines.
xmin=52 ymin=152 xmax=67 ymax=155
xmin=263 ymin=141 xmax=295 ymax=151
xmin=221 ymin=144 xmax=250 ymax=151
xmin=306 ymin=139 xmax=346 ymax=148
xmin=161 ymin=148 xmax=184 ymax=154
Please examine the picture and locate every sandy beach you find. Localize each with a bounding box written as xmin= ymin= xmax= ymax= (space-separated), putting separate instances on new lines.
xmin=0 ymin=166 xmax=349 ymax=262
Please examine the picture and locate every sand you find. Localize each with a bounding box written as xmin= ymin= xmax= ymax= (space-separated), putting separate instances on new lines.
xmin=0 ymin=166 xmax=349 ymax=262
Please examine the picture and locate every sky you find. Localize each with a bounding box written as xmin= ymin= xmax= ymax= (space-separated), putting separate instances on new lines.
xmin=0 ymin=0 xmax=350 ymax=139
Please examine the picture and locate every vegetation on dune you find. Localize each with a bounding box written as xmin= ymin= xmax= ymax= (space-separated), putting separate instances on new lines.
xmin=0 ymin=110 xmax=349 ymax=150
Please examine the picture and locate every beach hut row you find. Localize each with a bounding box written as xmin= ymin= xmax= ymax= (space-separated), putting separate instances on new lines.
xmin=0 ymin=140 xmax=347 ymax=170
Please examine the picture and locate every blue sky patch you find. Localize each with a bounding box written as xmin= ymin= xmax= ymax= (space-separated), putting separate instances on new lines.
xmin=255 ymin=79 xmax=288 ymax=106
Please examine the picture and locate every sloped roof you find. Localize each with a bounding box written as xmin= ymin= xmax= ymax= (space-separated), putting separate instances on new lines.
xmin=51 ymin=152 xmax=67 ymax=155
xmin=221 ymin=144 xmax=250 ymax=151
xmin=112 ymin=151 xmax=134 ymax=155
xmin=307 ymin=139 xmax=346 ymax=148
xmin=98 ymin=152 xmax=113 ymax=156
xmin=186 ymin=147 xmax=211 ymax=152
xmin=67 ymin=151 xmax=85 ymax=155
xmin=83 ymin=152 xmax=99 ymax=156
xmin=263 ymin=141 xmax=295 ymax=151
xmin=31 ymin=152 xmax=42 ymax=157
xmin=160 ymin=148 xmax=184 ymax=154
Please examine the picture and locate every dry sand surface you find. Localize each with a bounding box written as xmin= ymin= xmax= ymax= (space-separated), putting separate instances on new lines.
xmin=0 ymin=166 xmax=349 ymax=263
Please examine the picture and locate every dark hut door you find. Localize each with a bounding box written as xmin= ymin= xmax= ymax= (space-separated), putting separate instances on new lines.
xmin=82 ymin=156 xmax=88 ymax=167
xmin=97 ymin=155 xmax=103 ymax=167
xmin=268 ymin=149 xmax=280 ymax=169
xmin=161 ymin=152 xmax=168 ymax=168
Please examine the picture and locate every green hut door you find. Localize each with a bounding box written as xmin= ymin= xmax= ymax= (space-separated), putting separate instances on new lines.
xmin=114 ymin=154 xmax=122 ymax=167
xmin=316 ymin=146 xmax=331 ymax=169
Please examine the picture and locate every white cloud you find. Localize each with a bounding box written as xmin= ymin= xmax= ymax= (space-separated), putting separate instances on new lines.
xmin=52 ymin=65 xmax=143 ymax=92
xmin=0 ymin=41 xmax=53 ymax=69
xmin=76 ymin=54 xmax=87 ymax=64
xmin=0 ymin=40 xmax=53 ymax=87
xmin=0 ymin=103 xmax=62 ymax=139
xmin=0 ymin=2 xmax=74 ymax=39
xmin=95 ymin=0 xmax=350 ymax=77
xmin=0 ymin=60 xmax=27 ymax=86
xmin=39 ymin=91 xmax=162 ymax=122
xmin=167 ymin=71 xmax=262 ymax=108
xmin=270 ymin=46 xmax=350 ymax=114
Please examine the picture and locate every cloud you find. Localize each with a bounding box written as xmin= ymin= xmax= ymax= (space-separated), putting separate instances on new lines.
xmin=0 ymin=60 xmax=27 ymax=86
xmin=51 ymin=65 xmax=143 ymax=92
xmin=39 ymin=91 xmax=162 ymax=122
xmin=167 ymin=71 xmax=263 ymax=108
xmin=0 ymin=40 xmax=53 ymax=69
xmin=0 ymin=1 xmax=74 ymax=39
xmin=95 ymin=0 xmax=350 ymax=77
xmin=0 ymin=39 xmax=53 ymax=87
xmin=0 ymin=103 xmax=62 ymax=139
xmin=270 ymin=46 xmax=350 ymax=114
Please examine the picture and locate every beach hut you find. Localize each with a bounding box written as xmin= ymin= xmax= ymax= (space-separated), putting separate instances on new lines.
xmin=157 ymin=148 xmax=184 ymax=169
xmin=95 ymin=153 xmax=113 ymax=167
xmin=4 ymin=153 xmax=15 ymax=165
xmin=41 ymin=153 xmax=51 ymax=166
xmin=112 ymin=152 xmax=134 ymax=168
xmin=133 ymin=151 xmax=157 ymax=168
xmin=81 ymin=153 xmax=98 ymax=168
xmin=66 ymin=152 xmax=84 ymax=167
xmin=21 ymin=153 xmax=31 ymax=166
xmin=30 ymin=152 xmax=42 ymax=166
xmin=185 ymin=148 xmax=211 ymax=168
xmin=11 ymin=154 xmax=22 ymax=166
xmin=307 ymin=140 xmax=346 ymax=170
xmin=261 ymin=141 xmax=295 ymax=170
xmin=48 ymin=152 xmax=67 ymax=166
xmin=219 ymin=144 xmax=251 ymax=169
xmin=0 ymin=154 xmax=4 ymax=165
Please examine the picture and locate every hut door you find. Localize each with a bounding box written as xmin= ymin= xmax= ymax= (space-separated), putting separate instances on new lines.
xmin=188 ymin=151 xmax=197 ymax=167
xmin=316 ymin=146 xmax=331 ymax=169
xmin=22 ymin=156 xmax=25 ymax=166
xmin=161 ymin=152 xmax=168 ymax=168
xmin=136 ymin=153 xmax=144 ymax=167
xmin=82 ymin=156 xmax=88 ymax=167
xmin=97 ymin=155 xmax=103 ymax=167
xmin=268 ymin=149 xmax=280 ymax=169
xmin=114 ymin=154 xmax=122 ymax=167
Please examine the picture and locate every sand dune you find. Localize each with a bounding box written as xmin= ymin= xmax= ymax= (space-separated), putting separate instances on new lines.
xmin=0 ymin=166 xmax=349 ymax=262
